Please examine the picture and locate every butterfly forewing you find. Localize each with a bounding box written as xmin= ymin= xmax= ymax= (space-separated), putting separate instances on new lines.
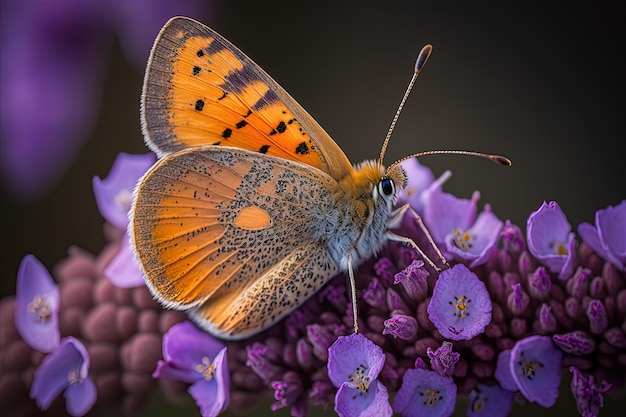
xmin=131 ymin=146 xmax=341 ymax=337
xmin=142 ymin=16 xmax=353 ymax=181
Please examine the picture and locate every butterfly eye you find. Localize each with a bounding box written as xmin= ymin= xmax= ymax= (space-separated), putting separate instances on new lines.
xmin=378 ymin=178 xmax=395 ymax=197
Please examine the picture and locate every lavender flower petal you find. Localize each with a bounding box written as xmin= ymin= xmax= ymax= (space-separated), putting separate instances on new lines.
xmin=427 ymin=264 xmax=492 ymax=340
xmin=30 ymin=337 xmax=95 ymax=416
xmin=467 ymin=383 xmax=514 ymax=417
xmin=93 ymin=152 xmax=155 ymax=228
xmin=393 ymin=368 xmax=457 ymax=417
xmin=15 ymin=254 xmax=60 ymax=352
xmin=509 ymin=335 xmax=563 ymax=407
xmin=578 ymin=200 xmax=626 ymax=271
xmin=104 ymin=231 xmax=145 ymax=288
xmin=527 ymin=201 xmax=577 ymax=279
xmin=444 ymin=205 xmax=503 ymax=268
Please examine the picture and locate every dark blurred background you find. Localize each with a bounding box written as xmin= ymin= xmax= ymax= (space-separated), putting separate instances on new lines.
xmin=1 ymin=1 xmax=624 ymax=416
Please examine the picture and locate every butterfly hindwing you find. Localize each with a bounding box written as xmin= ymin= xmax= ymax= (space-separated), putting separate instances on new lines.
xmin=142 ymin=16 xmax=353 ymax=180
xmin=131 ymin=146 xmax=340 ymax=337
xmin=189 ymin=240 xmax=337 ymax=339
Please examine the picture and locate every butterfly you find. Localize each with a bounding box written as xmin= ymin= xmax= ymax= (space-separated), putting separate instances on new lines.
xmin=130 ymin=16 xmax=510 ymax=340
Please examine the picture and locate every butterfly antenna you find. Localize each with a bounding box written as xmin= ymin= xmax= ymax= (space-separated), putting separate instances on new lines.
xmin=390 ymin=150 xmax=512 ymax=168
xmin=379 ymin=44 xmax=433 ymax=165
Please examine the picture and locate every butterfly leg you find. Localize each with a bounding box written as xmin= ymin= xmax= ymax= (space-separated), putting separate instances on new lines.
xmin=387 ymin=204 xmax=450 ymax=271
xmin=346 ymin=252 xmax=359 ymax=335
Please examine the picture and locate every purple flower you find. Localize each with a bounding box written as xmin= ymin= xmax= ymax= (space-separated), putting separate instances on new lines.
xmin=153 ymin=321 xmax=230 ymax=417
xmin=393 ymin=368 xmax=457 ymax=417
xmin=270 ymin=371 xmax=306 ymax=416
xmin=467 ymin=383 xmax=514 ymax=417
xmin=104 ymin=231 xmax=145 ymax=287
xmin=509 ymin=335 xmax=563 ymax=407
xmin=394 ymin=259 xmax=429 ymax=301
xmin=396 ymin=158 xmax=436 ymax=214
xmin=578 ymin=200 xmax=626 ymax=271
xmin=327 ymin=333 xmax=392 ymax=417
xmin=427 ymin=341 xmax=460 ymax=377
xmin=569 ymin=366 xmax=612 ymax=417
xmin=93 ymin=152 xmax=155 ymax=229
xmin=30 ymin=337 xmax=96 ymax=416
xmin=15 ymin=254 xmax=60 ymax=352
xmin=382 ymin=314 xmax=418 ymax=340
xmin=427 ymin=264 xmax=492 ymax=340
xmin=527 ymin=201 xmax=577 ymax=279
xmin=444 ymin=204 xmax=503 ymax=267
xmin=422 ymin=178 xmax=480 ymax=247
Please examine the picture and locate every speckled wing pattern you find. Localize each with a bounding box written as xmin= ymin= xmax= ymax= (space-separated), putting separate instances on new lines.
xmin=131 ymin=147 xmax=340 ymax=339
xmin=141 ymin=16 xmax=353 ymax=181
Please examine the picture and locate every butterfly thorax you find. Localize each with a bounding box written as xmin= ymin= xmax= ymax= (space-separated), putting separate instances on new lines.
xmin=325 ymin=160 xmax=405 ymax=271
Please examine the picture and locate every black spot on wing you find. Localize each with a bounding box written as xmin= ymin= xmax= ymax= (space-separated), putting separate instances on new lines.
xmin=236 ymin=120 xmax=248 ymax=129
xmin=192 ymin=66 xmax=201 ymax=76
xmin=259 ymin=145 xmax=270 ymax=154
xmin=195 ymin=100 xmax=205 ymax=111
xmin=222 ymin=128 xmax=232 ymax=139
xmin=295 ymin=142 xmax=309 ymax=155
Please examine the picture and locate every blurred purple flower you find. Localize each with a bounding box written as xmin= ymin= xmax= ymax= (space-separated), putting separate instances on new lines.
xmin=427 ymin=264 xmax=492 ymax=340
xmin=509 ymin=335 xmax=563 ymax=407
xmin=15 ymin=254 xmax=60 ymax=352
xmin=327 ymin=333 xmax=392 ymax=417
xmin=527 ymin=201 xmax=577 ymax=279
xmin=93 ymin=152 xmax=155 ymax=228
xmin=393 ymin=367 xmax=457 ymax=417
xmin=104 ymin=231 xmax=145 ymax=287
xmin=578 ymin=200 xmax=626 ymax=271
xmin=153 ymin=321 xmax=230 ymax=417
xmin=93 ymin=152 xmax=155 ymax=287
xmin=30 ymin=336 xmax=96 ymax=416
xmin=0 ymin=0 xmax=208 ymax=201
xmin=466 ymin=383 xmax=514 ymax=417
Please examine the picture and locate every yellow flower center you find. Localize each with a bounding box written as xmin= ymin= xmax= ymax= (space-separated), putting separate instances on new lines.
xmin=452 ymin=228 xmax=474 ymax=252
xmin=67 ymin=367 xmax=83 ymax=385
xmin=115 ymin=189 xmax=133 ymax=212
xmin=451 ymin=295 xmax=471 ymax=319
xmin=556 ymin=241 xmax=568 ymax=255
xmin=27 ymin=295 xmax=51 ymax=322
xmin=348 ymin=365 xmax=370 ymax=394
xmin=520 ymin=359 xmax=543 ymax=380
xmin=422 ymin=388 xmax=442 ymax=406
xmin=195 ymin=356 xmax=215 ymax=381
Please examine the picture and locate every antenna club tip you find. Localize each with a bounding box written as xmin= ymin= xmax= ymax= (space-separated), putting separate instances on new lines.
xmin=415 ymin=44 xmax=433 ymax=72
xmin=492 ymin=155 xmax=512 ymax=166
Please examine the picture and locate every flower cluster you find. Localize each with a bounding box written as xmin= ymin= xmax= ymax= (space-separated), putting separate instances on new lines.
xmin=0 ymin=155 xmax=624 ymax=417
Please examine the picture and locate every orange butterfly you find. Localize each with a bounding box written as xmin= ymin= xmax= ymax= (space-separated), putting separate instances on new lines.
xmin=130 ymin=16 xmax=509 ymax=340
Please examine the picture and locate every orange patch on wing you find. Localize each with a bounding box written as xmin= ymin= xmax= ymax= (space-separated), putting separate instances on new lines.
xmin=233 ymin=205 xmax=271 ymax=230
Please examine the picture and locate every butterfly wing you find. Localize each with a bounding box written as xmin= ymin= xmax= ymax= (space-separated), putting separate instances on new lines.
xmin=130 ymin=146 xmax=340 ymax=339
xmin=142 ymin=16 xmax=353 ymax=181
